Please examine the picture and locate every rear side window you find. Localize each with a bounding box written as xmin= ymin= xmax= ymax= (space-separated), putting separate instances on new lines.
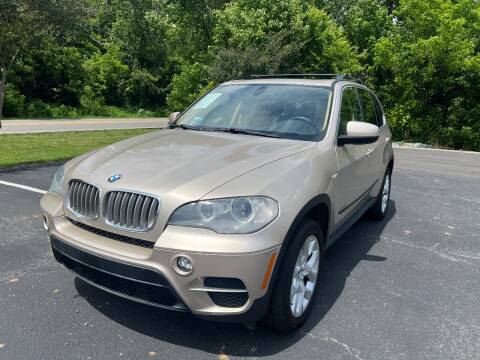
xmin=358 ymin=89 xmax=378 ymax=126
xmin=339 ymin=87 xmax=362 ymax=135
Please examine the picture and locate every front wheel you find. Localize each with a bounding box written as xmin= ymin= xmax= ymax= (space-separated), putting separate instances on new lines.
xmin=266 ymin=219 xmax=323 ymax=333
xmin=368 ymin=169 xmax=392 ymax=220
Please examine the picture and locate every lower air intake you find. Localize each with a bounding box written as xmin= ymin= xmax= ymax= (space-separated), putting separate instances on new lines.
xmin=208 ymin=292 xmax=249 ymax=308
xmin=204 ymin=277 xmax=249 ymax=308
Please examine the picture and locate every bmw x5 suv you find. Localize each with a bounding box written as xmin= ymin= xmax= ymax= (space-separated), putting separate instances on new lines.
xmin=41 ymin=74 xmax=394 ymax=332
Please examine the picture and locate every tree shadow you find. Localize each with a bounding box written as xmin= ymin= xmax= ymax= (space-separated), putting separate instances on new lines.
xmin=75 ymin=201 xmax=396 ymax=357
xmin=0 ymin=161 xmax=64 ymax=173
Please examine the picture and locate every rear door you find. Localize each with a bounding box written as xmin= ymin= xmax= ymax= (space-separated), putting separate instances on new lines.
xmin=333 ymin=87 xmax=372 ymax=227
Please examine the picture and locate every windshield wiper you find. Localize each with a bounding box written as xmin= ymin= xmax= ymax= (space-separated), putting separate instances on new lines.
xmin=211 ymin=127 xmax=281 ymax=139
xmin=170 ymin=124 xmax=281 ymax=138
xmin=169 ymin=124 xmax=210 ymax=131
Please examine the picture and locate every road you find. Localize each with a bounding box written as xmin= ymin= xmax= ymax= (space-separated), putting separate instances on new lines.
xmin=0 ymin=147 xmax=479 ymax=360
xmin=0 ymin=118 xmax=168 ymax=134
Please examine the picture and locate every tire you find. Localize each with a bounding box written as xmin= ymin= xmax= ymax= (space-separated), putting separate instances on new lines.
xmin=266 ymin=219 xmax=324 ymax=333
xmin=368 ymin=168 xmax=392 ymax=220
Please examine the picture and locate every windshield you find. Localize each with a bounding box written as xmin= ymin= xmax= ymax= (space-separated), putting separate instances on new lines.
xmin=175 ymin=84 xmax=332 ymax=141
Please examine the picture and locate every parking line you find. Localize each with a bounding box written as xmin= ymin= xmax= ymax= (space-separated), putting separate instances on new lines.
xmin=0 ymin=180 xmax=47 ymax=194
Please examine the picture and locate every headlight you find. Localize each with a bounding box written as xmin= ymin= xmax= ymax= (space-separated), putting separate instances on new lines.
xmin=49 ymin=165 xmax=65 ymax=197
xmin=168 ymin=197 xmax=279 ymax=234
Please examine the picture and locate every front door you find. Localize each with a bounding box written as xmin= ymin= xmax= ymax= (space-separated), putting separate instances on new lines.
xmin=332 ymin=87 xmax=372 ymax=228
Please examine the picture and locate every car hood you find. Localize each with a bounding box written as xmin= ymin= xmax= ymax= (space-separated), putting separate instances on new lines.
xmin=68 ymin=129 xmax=315 ymax=200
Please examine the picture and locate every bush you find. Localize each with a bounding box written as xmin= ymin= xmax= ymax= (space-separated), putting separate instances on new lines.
xmin=438 ymin=127 xmax=480 ymax=151
xmin=3 ymin=84 xmax=25 ymax=117
xmin=49 ymin=105 xmax=80 ymax=118
xmin=25 ymin=99 xmax=52 ymax=118
xmin=122 ymin=68 xmax=161 ymax=108
xmin=79 ymin=85 xmax=105 ymax=115
xmin=82 ymin=48 xmax=129 ymax=106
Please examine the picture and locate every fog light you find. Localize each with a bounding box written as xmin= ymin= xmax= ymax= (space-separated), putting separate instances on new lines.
xmin=174 ymin=256 xmax=193 ymax=275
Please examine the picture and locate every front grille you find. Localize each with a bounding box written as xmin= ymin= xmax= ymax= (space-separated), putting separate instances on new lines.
xmin=67 ymin=218 xmax=155 ymax=249
xmin=103 ymin=191 xmax=159 ymax=231
xmin=68 ymin=180 xmax=100 ymax=219
xmin=50 ymin=236 xmax=186 ymax=311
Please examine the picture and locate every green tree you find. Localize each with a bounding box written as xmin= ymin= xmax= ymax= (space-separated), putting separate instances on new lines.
xmin=0 ymin=0 xmax=87 ymax=122
xmin=373 ymin=0 xmax=480 ymax=149
xmin=167 ymin=0 xmax=362 ymax=110
xmin=82 ymin=48 xmax=129 ymax=106
xmin=323 ymin=0 xmax=392 ymax=62
xmin=82 ymin=0 xmax=171 ymax=109
xmin=22 ymin=45 xmax=85 ymax=105
xmin=108 ymin=0 xmax=166 ymax=72
xmin=298 ymin=6 xmax=363 ymax=74
xmin=212 ymin=1 xmax=361 ymax=74
xmin=2 ymin=0 xmax=477 ymax=151
xmin=166 ymin=62 xmax=210 ymax=111
xmin=209 ymin=31 xmax=303 ymax=83
xmin=163 ymin=0 xmax=228 ymax=62
xmin=213 ymin=0 xmax=307 ymax=48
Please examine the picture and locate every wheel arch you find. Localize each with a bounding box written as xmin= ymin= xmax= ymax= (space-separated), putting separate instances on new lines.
xmin=271 ymin=194 xmax=332 ymax=286
xmin=271 ymin=193 xmax=332 ymax=286
xmin=218 ymin=194 xmax=332 ymax=324
xmin=288 ymin=195 xmax=331 ymax=248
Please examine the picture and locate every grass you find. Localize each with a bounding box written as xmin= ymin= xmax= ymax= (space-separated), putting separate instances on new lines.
xmin=0 ymin=129 xmax=156 ymax=168
xmin=4 ymin=98 xmax=168 ymax=119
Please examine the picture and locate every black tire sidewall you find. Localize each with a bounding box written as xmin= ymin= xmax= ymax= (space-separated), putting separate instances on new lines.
xmin=369 ymin=168 xmax=392 ymax=220
xmin=269 ymin=219 xmax=324 ymax=332
xmin=378 ymin=170 xmax=392 ymax=216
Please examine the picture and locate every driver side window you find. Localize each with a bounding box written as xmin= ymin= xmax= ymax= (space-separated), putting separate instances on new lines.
xmin=339 ymin=87 xmax=362 ymax=135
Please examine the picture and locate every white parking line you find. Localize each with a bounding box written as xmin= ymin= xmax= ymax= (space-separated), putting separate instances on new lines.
xmin=0 ymin=180 xmax=47 ymax=194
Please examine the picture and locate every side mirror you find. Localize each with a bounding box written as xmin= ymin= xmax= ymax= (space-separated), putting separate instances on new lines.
xmin=338 ymin=121 xmax=379 ymax=146
xmin=168 ymin=112 xmax=180 ymax=125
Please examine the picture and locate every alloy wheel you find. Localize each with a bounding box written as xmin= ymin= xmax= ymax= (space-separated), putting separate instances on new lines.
xmin=290 ymin=235 xmax=320 ymax=318
xmin=381 ymin=173 xmax=391 ymax=214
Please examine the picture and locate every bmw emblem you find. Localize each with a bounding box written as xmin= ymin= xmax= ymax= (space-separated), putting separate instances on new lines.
xmin=108 ymin=174 xmax=122 ymax=183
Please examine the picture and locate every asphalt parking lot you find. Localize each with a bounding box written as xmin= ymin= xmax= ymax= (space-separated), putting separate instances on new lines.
xmin=0 ymin=147 xmax=479 ymax=360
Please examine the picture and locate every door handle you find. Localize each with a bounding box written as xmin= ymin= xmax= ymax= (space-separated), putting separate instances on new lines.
xmin=385 ymin=137 xmax=391 ymax=143
xmin=366 ymin=148 xmax=374 ymax=156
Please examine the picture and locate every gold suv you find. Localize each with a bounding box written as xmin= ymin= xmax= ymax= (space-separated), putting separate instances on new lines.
xmin=41 ymin=74 xmax=393 ymax=332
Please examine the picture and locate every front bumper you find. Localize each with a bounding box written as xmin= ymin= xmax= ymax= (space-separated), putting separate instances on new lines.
xmin=50 ymin=235 xmax=187 ymax=311
xmin=43 ymin=209 xmax=280 ymax=319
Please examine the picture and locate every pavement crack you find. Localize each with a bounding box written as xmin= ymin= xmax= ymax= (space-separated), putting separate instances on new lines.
xmin=385 ymin=237 xmax=480 ymax=267
xmin=301 ymin=332 xmax=366 ymax=360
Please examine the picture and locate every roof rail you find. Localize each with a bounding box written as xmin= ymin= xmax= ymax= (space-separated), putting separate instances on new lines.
xmin=241 ymin=74 xmax=363 ymax=83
